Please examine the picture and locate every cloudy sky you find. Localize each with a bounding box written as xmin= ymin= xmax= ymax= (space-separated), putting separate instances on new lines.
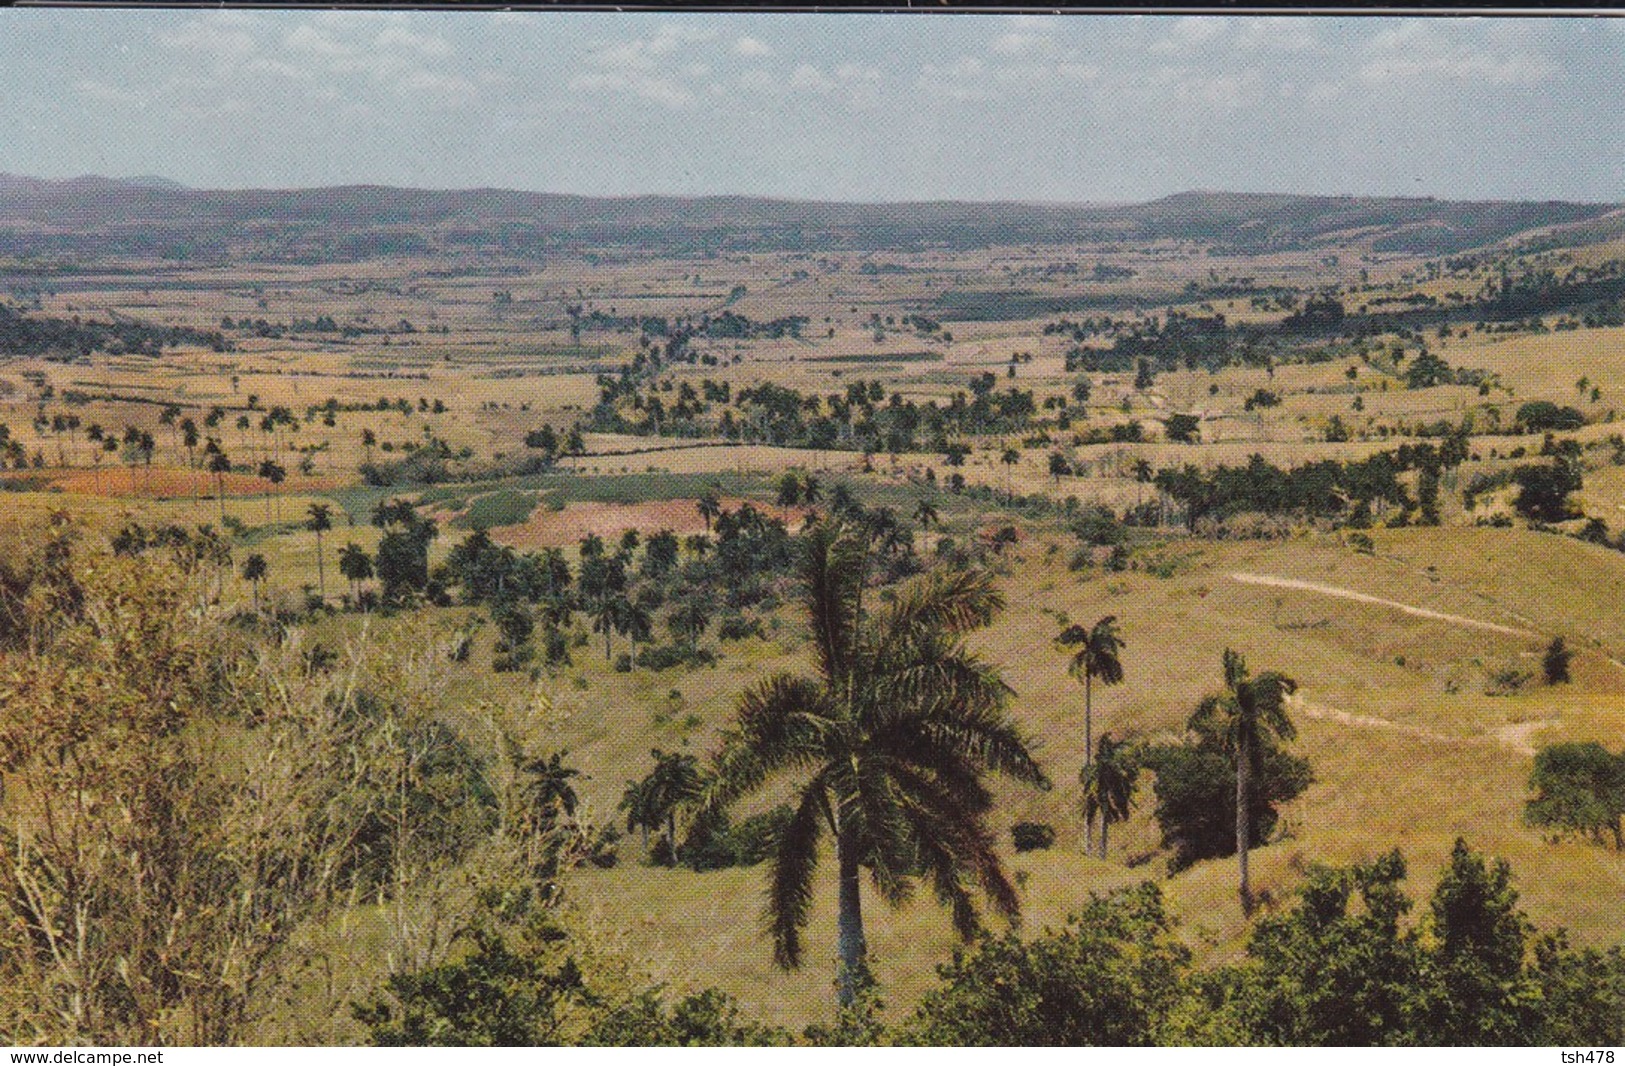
xmin=1 ymin=10 xmax=1621 ymax=203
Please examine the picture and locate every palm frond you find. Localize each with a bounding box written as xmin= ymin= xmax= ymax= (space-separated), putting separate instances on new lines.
xmin=880 ymin=710 xmax=1051 ymax=792
xmin=870 ymin=566 xmax=1004 ymax=651
xmin=703 ymin=673 xmax=834 ymax=814
xmin=852 ymin=756 xmax=915 ymax=908
xmin=867 ymin=651 xmax=1012 ymax=729
xmin=767 ymin=774 xmax=828 ymax=970
xmin=891 ymin=761 xmax=1021 ymax=932
xmin=1245 ymin=671 xmax=1298 ymax=743
xmin=801 ymin=522 xmax=867 ymax=684
xmin=1056 ymin=615 xmax=1126 ymax=685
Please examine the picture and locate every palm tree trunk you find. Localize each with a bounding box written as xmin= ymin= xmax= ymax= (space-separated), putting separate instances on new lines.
xmin=1237 ymin=733 xmax=1252 ymax=916
xmin=1100 ymin=813 xmax=1109 ymax=861
xmin=835 ymin=830 xmax=867 ymax=1011
xmin=1083 ymin=672 xmax=1094 ymax=853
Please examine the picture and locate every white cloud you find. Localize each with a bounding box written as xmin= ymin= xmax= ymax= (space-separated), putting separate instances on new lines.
xmin=991 ymin=32 xmax=1054 ymax=57
xmin=1360 ymin=21 xmax=1554 ymax=86
xmin=375 ymin=25 xmax=452 ymax=59
xmin=568 ymin=71 xmax=695 ymax=109
xmin=1234 ymin=18 xmax=1323 ymax=53
xmin=733 ymin=36 xmax=773 ymax=58
xmin=789 ymin=63 xmax=835 ymax=94
xmin=74 ymin=79 xmax=143 ymax=106
xmin=1150 ymin=17 xmax=1226 ymax=56
xmin=284 ymin=24 xmax=354 ymax=59
xmin=280 ymin=16 xmax=473 ymax=103
xmin=396 ymin=70 xmax=474 ymax=101
xmin=159 ymin=19 xmax=260 ymax=67
xmin=587 ymin=24 xmax=716 ymax=73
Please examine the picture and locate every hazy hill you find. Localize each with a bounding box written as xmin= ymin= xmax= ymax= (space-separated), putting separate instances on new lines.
xmin=0 ymin=173 xmax=1614 ymax=264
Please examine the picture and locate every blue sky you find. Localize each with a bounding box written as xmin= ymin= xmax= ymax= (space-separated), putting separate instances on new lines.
xmin=1 ymin=10 xmax=1621 ymax=203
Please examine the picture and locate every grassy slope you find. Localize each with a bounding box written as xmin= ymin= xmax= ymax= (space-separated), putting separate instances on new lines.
xmin=559 ymin=525 xmax=1625 ymax=1031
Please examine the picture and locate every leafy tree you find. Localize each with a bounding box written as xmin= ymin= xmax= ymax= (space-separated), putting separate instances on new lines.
xmin=1525 ymin=742 xmax=1625 ymax=848
xmin=1230 ymin=850 xmax=1432 ymax=1044
xmin=1134 ymin=358 xmax=1155 ymax=391
xmin=356 ymin=917 xmax=597 ymax=1046
xmin=1532 ymin=932 xmax=1625 ymax=1046
xmin=1081 ymin=733 xmax=1140 ymax=860
xmin=904 ymin=883 xmax=1190 ymax=1046
xmin=1048 ymin=451 xmax=1072 ymax=482
xmin=372 ymin=505 xmax=437 ymax=606
xmin=358 ymin=895 xmax=790 ymax=1047
xmin=1165 ymin=412 xmax=1200 ymax=444
xmin=912 ymin=499 xmax=939 ymax=530
xmin=339 ymin=541 xmax=374 ymax=604
xmin=705 ymin=522 xmax=1049 ymax=1008
xmin=1515 ymin=401 xmax=1585 ymax=433
xmin=1426 ymin=839 xmax=1542 ymax=1043
xmin=1542 ymin=636 xmax=1574 ymax=685
xmin=1513 ymin=461 xmax=1582 ymax=522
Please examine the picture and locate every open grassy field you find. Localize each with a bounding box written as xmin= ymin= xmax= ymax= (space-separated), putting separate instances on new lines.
xmin=6 ymin=208 xmax=1625 ymax=1040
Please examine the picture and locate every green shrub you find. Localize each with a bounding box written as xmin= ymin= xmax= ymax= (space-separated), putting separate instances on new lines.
xmin=1011 ymin=822 xmax=1057 ymax=852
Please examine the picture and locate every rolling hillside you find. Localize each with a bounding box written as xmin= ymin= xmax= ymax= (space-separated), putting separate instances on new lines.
xmin=0 ymin=173 xmax=1615 ymax=263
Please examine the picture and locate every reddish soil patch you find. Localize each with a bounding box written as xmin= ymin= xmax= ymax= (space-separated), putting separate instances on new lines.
xmin=492 ymin=497 xmax=807 ymax=550
xmin=47 ymin=466 xmax=347 ymax=500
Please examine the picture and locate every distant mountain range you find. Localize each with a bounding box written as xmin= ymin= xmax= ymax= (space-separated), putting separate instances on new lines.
xmin=0 ymin=173 xmax=1617 ymax=264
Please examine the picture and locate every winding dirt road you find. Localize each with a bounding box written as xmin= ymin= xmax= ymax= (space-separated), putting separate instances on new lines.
xmin=1229 ymin=571 xmax=1537 ymax=639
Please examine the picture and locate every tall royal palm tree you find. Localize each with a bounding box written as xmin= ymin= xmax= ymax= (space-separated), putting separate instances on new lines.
xmin=207 ymin=447 xmax=232 ymax=527
xmin=696 ymin=489 xmax=722 ymax=532
xmin=306 ymin=503 xmax=333 ymax=603
xmin=1000 ymin=446 xmax=1021 ymax=501
xmin=1080 ymin=733 xmax=1139 ymax=860
xmin=591 ymin=593 xmax=633 ymax=662
xmin=1056 ymin=615 xmax=1126 ymax=851
xmin=241 ymin=552 xmax=267 ymax=610
xmin=706 ymin=521 xmax=1049 ymax=1009
xmin=1188 ymin=649 xmax=1297 ymax=916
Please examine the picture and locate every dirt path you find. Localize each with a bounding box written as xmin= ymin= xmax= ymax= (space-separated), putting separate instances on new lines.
xmin=1229 ymin=571 xmax=1537 ymax=639
xmin=1293 ymin=696 xmax=1550 ymax=756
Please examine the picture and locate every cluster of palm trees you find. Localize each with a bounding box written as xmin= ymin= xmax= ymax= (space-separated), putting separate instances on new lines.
xmin=620 ymin=750 xmax=703 ymax=865
xmin=692 ymin=522 xmax=1303 ymax=1012
xmin=230 ymin=502 xmax=377 ymax=612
